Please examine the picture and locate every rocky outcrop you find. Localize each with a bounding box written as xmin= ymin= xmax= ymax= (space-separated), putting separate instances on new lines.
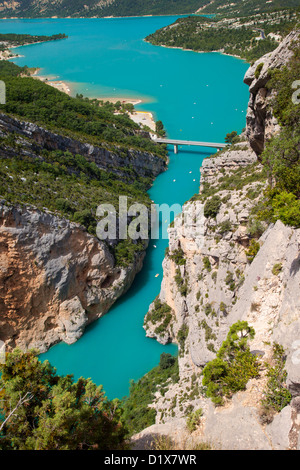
xmin=0 ymin=113 xmax=166 ymax=184
xmin=0 ymin=201 xmax=146 ymax=353
xmin=140 ymin=32 xmax=300 ymax=450
xmin=244 ymin=29 xmax=299 ymax=155
xmin=141 ymin=148 xmax=300 ymax=449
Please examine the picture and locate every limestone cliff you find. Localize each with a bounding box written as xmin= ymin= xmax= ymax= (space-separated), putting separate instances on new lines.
xmin=0 ymin=201 xmax=146 ymax=353
xmin=0 ymin=113 xmax=166 ymax=183
xmin=244 ymin=29 xmax=299 ymax=156
xmin=138 ymin=31 xmax=300 ymax=450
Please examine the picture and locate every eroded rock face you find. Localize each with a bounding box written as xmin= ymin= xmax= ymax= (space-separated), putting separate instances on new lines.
xmin=0 ymin=113 xmax=166 ymax=183
xmin=244 ymin=29 xmax=299 ymax=156
xmin=143 ymin=150 xmax=300 ymax=449
xmin=0 ymin=202 xmax=145 ymax=353
xmin=136 ymin=30 xmax=300 ymax=451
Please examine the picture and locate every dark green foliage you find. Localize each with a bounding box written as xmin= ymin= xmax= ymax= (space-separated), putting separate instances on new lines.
xmin=203 ymin=256 xmax=211 ymax=271
xmin=0 ymin=60 xmax=30 ymax=77
xmin=146 ymin=9 xmax=299 ymax=62
xmin=219 ymin=301 xmax=228 ymax=316
xmin=255 ymin=62 xmax=264 ymax=79
xmin=255 ymin=41 xmax=300 ymax=228
xmin=225 ymin=131 xmax=238 ymax=143
xmin=202 ymin=321 xmax=260 ymax=405
xmin=113 ymin=240 xmax=146 ymax=267
xmin=0 ymin=33 xmax=67 ymax=50
xmin=155 ymin=120 xmax=166 ymax=137
xmin=225 ymin=270 xmax=236 ymax=291
xmin=218 ymin=219 xmax=232 ymax=235
xmin=245 ymin=239 xmax=260 ymax=263
xmin=177 ymin=323 xmax=189 ymax=355
xmin=0 ymin=62 xmax=167 ymax=159
xmin=186 ymin=408 xmax=203 ymax=433
xmin=0 ymin=0 xmax=208 ymax=18
xmin=261 ymin=343 xmax=292 ymax=417
xmin=174 ymin=267 xmax=188 ymax=296
xmin=199 ymin=319 xmax=217 ymax=344
xmin=121 ymin=354 xmax=179 ymax=436
xmin=169 ymin=247 xmax=186 ymax=265
xmin=204 ymin=195 xmax=222 ymax=218
xmin=145 ymin=297 xmax=172 ymax=328
xmin=0 ymin=350 xmax=127 ymax=450
xmin=159 ymin=352 xmax=176 ymax=370
xmin=201 ymin=0 xmax=300 ymax=17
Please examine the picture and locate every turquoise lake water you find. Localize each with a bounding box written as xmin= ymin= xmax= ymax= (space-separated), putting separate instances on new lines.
xmin=0 ymin=16 xmax=250 ymax=399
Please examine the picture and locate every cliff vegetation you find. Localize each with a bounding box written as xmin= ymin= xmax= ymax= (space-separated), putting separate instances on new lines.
xmin=146 ymin=8 xmax=300 ymax=61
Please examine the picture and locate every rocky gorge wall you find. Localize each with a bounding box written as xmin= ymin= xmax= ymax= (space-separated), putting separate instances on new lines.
xmin=0 ymin=201 xmax=146 ymax=353
xmin=0 ymin=110 xmax=166 ymax=353
xmin=137 ymin=30 xmax=300 ymax=450
xmin=0 ymin=113 xmax=166 ymax=183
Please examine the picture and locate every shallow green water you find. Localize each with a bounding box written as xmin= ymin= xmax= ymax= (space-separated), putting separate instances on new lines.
xmin=0 ymin=16 xmax=250 ymax=399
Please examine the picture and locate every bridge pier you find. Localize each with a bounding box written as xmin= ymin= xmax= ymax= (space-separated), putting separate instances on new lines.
xmin=174 ymin=144 xmax=178 ymax=154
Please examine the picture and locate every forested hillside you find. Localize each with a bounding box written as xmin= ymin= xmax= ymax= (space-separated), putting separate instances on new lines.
xmin=201 ymin=0 xmax=300 ymax=17
xmin=146 ymin=8 xmax=300 ymax=61
xmin=0 ymin=0 xmax=207 ymax=18
xmin=0 ymin=0 xmax=297 ymax=19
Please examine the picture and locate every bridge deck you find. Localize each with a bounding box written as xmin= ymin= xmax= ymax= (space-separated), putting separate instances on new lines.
xmin=154 ymin=138 xmax=227 ymax=149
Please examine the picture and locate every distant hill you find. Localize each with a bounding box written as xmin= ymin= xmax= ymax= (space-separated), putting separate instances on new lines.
xmin=0 ymin=0 xmax=209 ymax=18
xmin=145 ymin=7 xmax=299 ymax=62
xmin=0 ymin=0 xmax=298 ymax=19
xmin=201 ymin=0 xmax=300 ymax=17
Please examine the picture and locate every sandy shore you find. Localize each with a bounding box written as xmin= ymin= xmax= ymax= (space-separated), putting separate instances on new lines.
xmin=103 ymin=97 xmax=156 ymax=131
xmin=32 ymin=73 xmax=72 ymax=95
xmin=0 ymin=49 xmax=21 ymax=60
xmin=32 ymin=73 xmax=156 ymax=130
xmin=98 ymin=96 xmax=143 ymax=106
xmin=129 ymin=110 xmax=156 ymax=132
xmin=1 ymin=39 xmax=156 ymax=132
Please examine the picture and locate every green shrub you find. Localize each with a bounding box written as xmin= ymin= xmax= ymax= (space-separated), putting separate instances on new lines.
xmin=204 ymin=195 xmax=222 ymax=219
xmin=219 ymin=301 xmax=228 ymax=316
xmin=225 ymin=271 xmax=236 ymax=291
xmin=247 ymin=217 xmax=265 ymax=238
xmin=202 ymin=321 xmax=260 ymax=405
xmin=203 ymin=256 xmax=211 ymax=272
xmin=225 ymin=131 xmax=238 ymax=144
xmin=254 ymin=62 xmax=264 ymax=79
xmin=122 ymin=354 xmax=179 ymax=436
xmin=0 ymin=350 xmax=127 ymax=450
xmin=272 ymin=191 xmax=300 ymax=227
xmin=260 ymin=343 xmax=292 ymax=420
xmin=159 ymin=353 xmax=176 ymax=370
xmin=146 ymin=297 xmax=171 ymax=323
xmin=272 ymin=263 xmax=283 ymax=276
xmin=218 ymin=219 xmax=232 ymax=234
xmin=174 ymin=268 xmax=188 ymax=297
xmin=245 ymin=239 xmax=260 ymax=263
xmin=169 ymin=247 xmax=186 ymax=265
xmin=186 ymin=408 xmax=203 ymax=433
xmin=177 ymin=324 xmax=189 ymax=356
